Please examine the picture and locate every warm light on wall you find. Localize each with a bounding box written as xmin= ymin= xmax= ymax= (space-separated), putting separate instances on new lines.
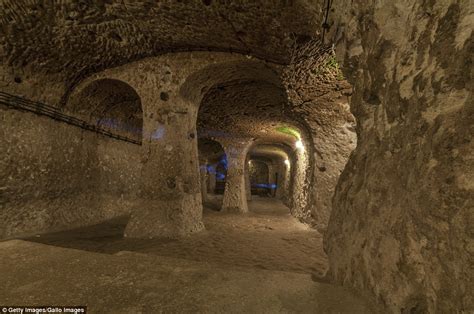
xmin=295 ymin=139 xmax=304 ymax=150
xmin=284 ymin=159 xmax=290 ymax=166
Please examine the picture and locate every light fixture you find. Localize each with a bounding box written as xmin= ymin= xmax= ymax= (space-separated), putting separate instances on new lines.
xmin=295 ymin=139 xmax=304 ymax=150
xmin=284 ymin=159 xmax=290 ymax=166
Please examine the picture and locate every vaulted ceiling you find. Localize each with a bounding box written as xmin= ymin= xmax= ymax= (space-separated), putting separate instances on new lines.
xmin=1 ymin=0 xmax=324 ymax=80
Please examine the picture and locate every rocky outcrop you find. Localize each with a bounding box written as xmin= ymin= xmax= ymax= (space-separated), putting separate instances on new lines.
xmin=325 ymin=1 xmax=473 ymax=312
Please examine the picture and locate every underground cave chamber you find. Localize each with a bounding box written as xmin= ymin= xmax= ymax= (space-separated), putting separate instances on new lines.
xmin=0 ymin=1 xmax=472 ymax=313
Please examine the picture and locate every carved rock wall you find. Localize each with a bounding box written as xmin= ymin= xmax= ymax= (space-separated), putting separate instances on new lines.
xmin=325 ymin=1 xmax=473 ymax=312
xmin=0 ymin=107 xmax=140 ymax=238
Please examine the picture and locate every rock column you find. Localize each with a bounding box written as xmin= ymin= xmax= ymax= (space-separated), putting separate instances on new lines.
xmin=219 ymin=138 xmax=253 ymax=213
xmin=199 ymin=158 xmax=208 ymax=203
xmin=267 ymin=162 xmax=277 ymax=197
xmin=125 ymin=90 xmax=204 ymax=238
xmin=245 ymin=158 xmax=252 ymax=202
xmin=207 ymin=164 xmax=216 ymax=194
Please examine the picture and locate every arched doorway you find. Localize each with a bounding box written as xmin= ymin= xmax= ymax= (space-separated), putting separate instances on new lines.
xmin=68 ymin=78 xmax=143 ymax=142
xmin=248 ymin=159 xmax=270 ymax=196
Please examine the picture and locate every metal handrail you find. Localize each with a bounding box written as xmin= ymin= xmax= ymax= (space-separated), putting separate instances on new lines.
xmin=0 ymin=91 xmax=142 ymax=145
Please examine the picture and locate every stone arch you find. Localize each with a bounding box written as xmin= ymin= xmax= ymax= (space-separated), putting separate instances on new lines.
xmin=179 ymin=59 xmax=284 ymax=108
xmin=248 ymin=142 xmax=294 ymax=204
xmin=67 ymin=78 xmax=143 ymax=142
xmin=248 ymin=159 xmax=270 ymax=196
xmin=197 ymin=137 xmax=227 ymax=210
xmin=214 ymin=159 xmax=228 ymax=194
xmin=181 ymin=58 xmax=316 ymax=216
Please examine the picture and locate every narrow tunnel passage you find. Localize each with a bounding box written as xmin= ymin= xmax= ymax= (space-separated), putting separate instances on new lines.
xmin=0 ymin=1 xmax=471 ymax=313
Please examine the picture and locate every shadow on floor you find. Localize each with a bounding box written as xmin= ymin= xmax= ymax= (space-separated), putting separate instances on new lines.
xmin=23 ymin=215 xmax=174 ymax=254
xmin=20 ymin=197 xmax=326 ymax=277
xmin=22 ymin=194 xmax=224 ymax=254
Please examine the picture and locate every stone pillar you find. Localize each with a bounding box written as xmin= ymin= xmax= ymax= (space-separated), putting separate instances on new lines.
xmin=278 ymin=157 xmax=292 ymax=204
xmin=288 ymin=140 xmax=311 ymax=218
xmin=267 ymin=162 xmax=277 ymax=197
xmin=275 ymin=160 xmax=285 ymax=199
xmin=124 ymin=92 xmax=204 ymax=238
xmin=207 ymin=164 xmax=216 ymax=194
xmin=245 ymin=158 xmax=252 ymax=202
xmin=219 ymin=138 xmax=253 ymax=213
xmin=199 ymin=159 xmax=208 ymax=203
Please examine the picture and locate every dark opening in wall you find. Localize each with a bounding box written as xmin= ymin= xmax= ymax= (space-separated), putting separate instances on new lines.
xmin=249 ymin=159 xmax=270 ymax=196
xmin=198 ymin=138 xmax=226 ymax=198
xmin=68 ymin=79 xmax=143 ymax=142
xmin=214 ymin=158 xmax=228 ymax=195
xmin=160 ymin=92 xmax=169 ymax=101
xmin=109 ymin=31 xmax=123 ymax=42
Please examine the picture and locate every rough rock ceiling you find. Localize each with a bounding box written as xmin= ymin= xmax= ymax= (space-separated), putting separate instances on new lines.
xmin=198 ymin=138 xmax=224 ymax=162
xmin=68 ymin=78 xmax=141 ymax=117
xmin=1 ymin=0 xmax=324 ymax=80
xmin=249 ymin=156 xmax=273 ymax=164
xmin=1 ymin=0 xmax=350 ymax=164
xmin=250 ymin=144 xmax=292 ymax=162
xmin=197 ymin=80 xmax=303 ymax=148
xmin=66 ymin=78 xmax=143 ymax=140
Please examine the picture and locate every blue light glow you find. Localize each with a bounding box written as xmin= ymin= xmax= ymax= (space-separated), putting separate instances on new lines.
xmin=207 ymin=165 xmax=215 ymax=173
xmin=252 ymin=183 xmax=277 ymax=189
xmin=220 ymin=154 xmax=228 ymax=170
xmin=151 ymin=125 xmax=165 ymax=140
xmin=97 ymin=118 xmax=142 ymax=134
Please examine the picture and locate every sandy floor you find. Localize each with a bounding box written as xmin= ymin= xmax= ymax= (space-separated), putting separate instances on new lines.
xmin=0 ymin=240 xmax=380 ymax=314
xmin=26 ymin=196 xmax=328 ymax=276
xmin=2 ymin=196 xmax=384 ymax=313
